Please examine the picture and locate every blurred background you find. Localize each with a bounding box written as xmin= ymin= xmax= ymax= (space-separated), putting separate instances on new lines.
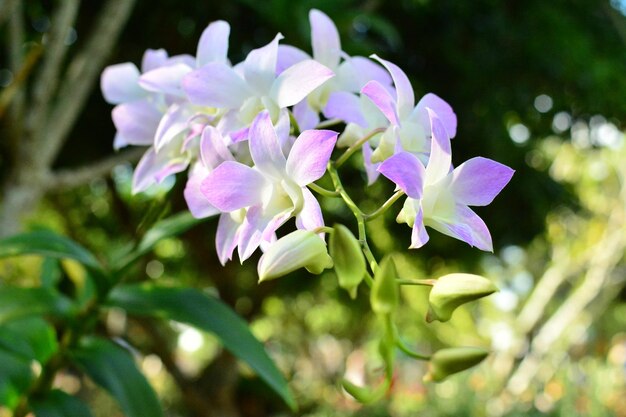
xmin=1 ymin=0 xmax=626 ymax=416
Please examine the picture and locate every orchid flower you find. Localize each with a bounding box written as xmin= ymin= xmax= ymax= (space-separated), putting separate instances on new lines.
xmin=378 ymin=110 xmax=514 ymax=251
xmin=200 ymin=110 xmax=337 ymax=261
xmin=182 ymin=33 xmax=334 ymax=141
xmin=276 ymin=9 xmax=392 ymax=130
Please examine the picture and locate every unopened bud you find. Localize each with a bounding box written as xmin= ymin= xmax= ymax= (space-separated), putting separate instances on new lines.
xmin=329 ymin=224 xmax=365 ymax=299
xmin=424 ymin=347 xmax=489 ymax=382
xmin=257 ymin=230 xmax=333 ymax=282
xmin=426 ymin=273 xmax=497 ymax=322
xmin=370 ymin=256 xmax=399 ymax=315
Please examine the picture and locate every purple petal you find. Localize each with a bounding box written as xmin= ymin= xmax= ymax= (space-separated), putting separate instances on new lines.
xmin=182 ymin=63 xmax=252 ymax=108
xmin=371 ymin=55 xmax=414 ymax=119
xmin=200 ymin=125 xmax=234 ymax=169
xmin=293 ymin=100 xmax=320 ymax=131
xmin=197 ymin=20 xmax=230 ymax=67
xmin=200 ymin=161 xmax=266 ymax=211
xmin=184 ymin=164 xmax=220 ymax=218
xmin=348 ymin=56 xmax=392 ymax=88
xmin=377 ymin=152 xmax=425 ymax=199
xmin=167 ymin=54 xmax=196 ymax=68
xmin=237 ymin=206 xmax=267 ymax=261
xmin=276 ymin=45 xmax=310 ymax=74
xmin=361 ymin=80 xmax=400 ymax=126
xmin=424 ymin=109 xmax=452 ymax=185
xmin=275 ymin=109 xmax=293 ymax=149
xmin=286 ymin=129 xmax=338 ymax=186
xmin=216 ymin=213 xmax=242 ymax=265
xmin=362 ymin=141 xmax=381 ymax=185
xmin=141 ymin=49 xmax=169 ymax=72
xmin=451 ymin=157 xmax=514 ymax=206
xmin=131 ymin=147 xmax=188 ymax=194
xmin=244 ymin=33 xmax=283 ymax=94
xmin=323 ymin=91 xmax=367 ymax=127
xmin=154 ymin=104 xmax=189 ymax=150
xmin=428 ymin=205 xmax=493 ymax=251
xmin=410 ymin=206 xmax=429 ymax=249
xmin=295 ymin=187 xmax=324 ymax=232
xmin=249 ymin=111 xmax=287 ymax=178
xmin=112 ymin=100 xmax=162 ymax=146
xmin=270 ymin=59 xmax=334 ymax=108
xmin=415 ymin=93 xmax=457 ymax=138
xmin=139 ymin=63 xmax=192 ymax=97
xmin=310 ymin=9 xmax=341 ymax=69
xmin=101 ymin=63 xmax=144 ymax=104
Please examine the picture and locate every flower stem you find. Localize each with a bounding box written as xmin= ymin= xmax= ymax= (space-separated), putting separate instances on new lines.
xmin=315 ymin=118 xmax=342 ymax=129
xmin=328 ymin=163 xmax=379 ymax=273
xmin=364 ymin=190 xmax=405 ymax=221
xmin=335 ymin=127 xmax=385 ymax=168
xmin=308 ymin=182 xmax=339 ymax=198
xmin=396 ymin=278 xmax=436 ymax=286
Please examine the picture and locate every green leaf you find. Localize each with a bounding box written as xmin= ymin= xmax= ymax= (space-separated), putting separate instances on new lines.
xmin=0 ymin=345 xmax=34 ymax=409
xmin=0 ymin=286 xmax=73 ymax=324
xmin=0 ymin=231 xmax=102 ymax=271
xmin=69 ymin=337 xmax=163 ymax=417
xmin=31 ymin=389 xmax=94 ymax=417
xmin=113 ymin=211 xmax=201 ymax=272
xmin=370 ymin=256 xmax=399 ymax=315
xmin=106 ymin=283 xmax=296 ymax=410
xmin=0 ymin=317 xmax=58 ymax=364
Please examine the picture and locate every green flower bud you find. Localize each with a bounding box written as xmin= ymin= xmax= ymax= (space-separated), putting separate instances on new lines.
xmin=329 ymin=224 xmax=365 ymax=299
xmin=426 ymin=273 xmax=497 ymax=322
xmin=257 ymin=230 xmax=333 ymax=282
xmin=370 ymin=256 xmax=399 ymax=315
xmin=425 ymin=347 xmax=489 ymax=382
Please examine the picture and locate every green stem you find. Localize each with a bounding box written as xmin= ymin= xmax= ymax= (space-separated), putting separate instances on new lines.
xmin=327 ymin=163 xmax=378 ymax=273
xmin=315 ymin=118 xmax=342 ymax=129
xmin=363 ymin=271 xmax=374 ymax=288
xmin=335 ymin=127 xmax=385 ymax=168
xmin=307 ymin=182 xmax=339 ymax=198
xmin=396 ymin=278 xmax=436 ymax=287
xmin=364 ymin=190 xmax=405 ymax=221
xmin=313 ymin=226 xmax=334 ymax=234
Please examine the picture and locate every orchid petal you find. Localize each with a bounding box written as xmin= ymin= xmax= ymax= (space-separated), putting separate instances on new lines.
xmin=424 ymin=109 xmax=452 ymax=185
xmin=139 ymin=63 xmax=192 ymax=96
xmin=410 ymin=206 xmax=429 ymax=249
xmin=131 ymin=147 xmax=188 ymax=194
xmin=184 ymin=164 xmax=220 ymax=219
xmin=216 ymin=213 xmax=242 ymax=265
xmin=295 ymin=187 xmax=325 ymax=232
xmin=428 ymin=205 xmax=493 ymax=251
xmin=286 ymin=129 xmax=338 ymax=186
xmin=182 ymin=63 xmax=252 ymax=108
xmin=167 ymin=54 xmax=196 ymax=68
xmin=293 ymin=100 xmax=320 ymax=131
xmin=112 ymin=100 xmax=162 ymax=146
xmin=141 ymin=49 xmax=169 ymax=72
xmin=101 ymin=63 xmax=144 ymax=104
xmin=348 ymin=56 xmax=393 ymax=88
xmin=200 ymin=161 xmax=266 ymax=211
xmin=378 ymin=152 xmax=425 ymax=199
xmin=197 ymin=20 xmax=230 ymax=67
xmin=323 ymin=91 xmax=367 ymax=127
xmin=270 ymin=59 xmax=334 ymax=108
xmin=361 ymin=80 xmax=400 ymax=126
xmin=363 ymin=141 xmax=381 ymax=185
xmin=276 ymin=45 xmax=310 ymax=74
xmin=451 ymin=157 xmax=514 ymax=206
xmin=200 ymin=125 xmax=234 ymax=169
xmin=237 ymin=206 xmax=267 ymax=261
xmin=310 ymin=9 xmax=341 ymax=69
xmin=371 ymin=54 xmax=414 ymax=119
xmin=415 ymin=93 xmax=457 ymax=138
xmin=154 ymin=104 xmax=189 ymax=151
xmin=249 ymin=111 xmax=287 ymax=178
xmin=244 ymin=33 xmax=283 ymax=94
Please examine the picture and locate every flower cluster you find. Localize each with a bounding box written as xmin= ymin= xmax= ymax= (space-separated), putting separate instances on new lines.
xmin=102 ymin=8 xmax=515 ymax=393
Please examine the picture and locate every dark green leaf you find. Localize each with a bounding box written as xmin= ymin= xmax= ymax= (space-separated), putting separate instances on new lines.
xmin=31 ymin=389 xmax=94 ymax=417
xmin=1 ymin=317 xmax=58 ymax=364
xmin=106 ymin=283 xmax=296 ymax=410
xmin=0 ymin=286 xmax=73 ymax=324
xmin=113 ymin=211 xmax=201 ymax=272
xmin=40 ymin=258 xmax=63 ymax=288
xmin=0 ymin=345 xmax=34 ymax=408
xmin=69 ymin=337 xmax=163 ymax=417
xmin=0 ymin=231 xmax=102 ymax=271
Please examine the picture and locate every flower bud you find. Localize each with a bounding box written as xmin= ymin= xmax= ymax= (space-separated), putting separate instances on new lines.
xmin=426 ymin=273 xmax=497 ymax=322
xmin=329 ymin=224 xmax=365 ymax=299
xmin=257 ymin=230 xmax=333 ymax=282
xmin=370 ymin=256 xmax=399 ymax=315
xmin=424 ymin=347 xmax=489 ymax=382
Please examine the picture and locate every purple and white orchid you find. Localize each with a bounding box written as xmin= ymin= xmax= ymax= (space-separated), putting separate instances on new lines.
xmin=378 ymin=110 xmax=514 ymax=251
